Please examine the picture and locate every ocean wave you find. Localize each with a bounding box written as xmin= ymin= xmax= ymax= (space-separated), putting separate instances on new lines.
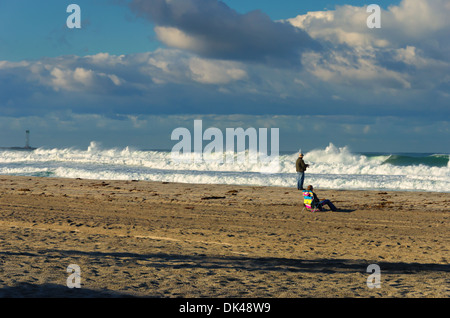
xmin=0 ymin=141 xmax=448 ymax=192
xmin=382 ymin=154 xmax=449 ymax=167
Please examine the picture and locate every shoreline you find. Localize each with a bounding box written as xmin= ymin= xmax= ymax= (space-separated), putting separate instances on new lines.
xmin=2 ymin=173 xmax=448 ymax=194
xmin=0 ymin=175 xmax=449 ymax=297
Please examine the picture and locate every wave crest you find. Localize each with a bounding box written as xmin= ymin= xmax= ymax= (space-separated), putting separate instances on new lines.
xmin=0 ymin=141 xmax=448 ymax=192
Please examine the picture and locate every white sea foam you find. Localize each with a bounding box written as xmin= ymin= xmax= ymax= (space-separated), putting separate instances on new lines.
xmin=0 ymin=141 xmax=448 ymax=192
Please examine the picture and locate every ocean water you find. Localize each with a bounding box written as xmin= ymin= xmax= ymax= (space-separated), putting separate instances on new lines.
xmin=0 ymin=142 xmax=449 ymax=193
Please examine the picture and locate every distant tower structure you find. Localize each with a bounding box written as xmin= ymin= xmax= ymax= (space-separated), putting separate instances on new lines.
xmin=25 ymin=130 xmax=30 ymax=149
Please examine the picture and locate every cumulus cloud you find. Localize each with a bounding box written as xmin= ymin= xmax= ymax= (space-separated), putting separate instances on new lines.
xmin=287 ymin=0 xmax=450 ymax=109
xmin=0 ymin=50 xmax=258 ymax=116
xmin=129 ymin=0 xmax=319 ymax=66
xmin=288 ymin=0 xmax=450 ymax=61
xmin=188 ymin=57 xmax=247 ymax=84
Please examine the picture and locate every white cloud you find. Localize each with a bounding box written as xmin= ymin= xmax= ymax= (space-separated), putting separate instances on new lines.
xmin=288 ymin=0 xmax=450 ymax=59
xmin=73 ymin=68 xmax=94 ymax=85
xmin=50 ymin=67 xmax=73 ymax=91
xmin=302 ymin=49 xmax=412 ymax=89
xmin=288 ymin=6 xmax=372 ymax=47
xmin=47 ymin=66 xmax=123 ymax=92
xmin=155 ymin=26 xmax=206 ymax=52
xmin=285 ymin=0 xmax=450 ymax=104
xmin=188 ymin=57 xmax=247 ymax=84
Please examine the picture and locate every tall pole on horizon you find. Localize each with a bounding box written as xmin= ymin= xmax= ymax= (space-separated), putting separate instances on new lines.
xmin=25 ymin=130 xmax=30 ymax=149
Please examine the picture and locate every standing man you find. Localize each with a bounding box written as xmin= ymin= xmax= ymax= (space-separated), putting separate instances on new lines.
xmin=296 ymin=153 xmax=309 ymax=190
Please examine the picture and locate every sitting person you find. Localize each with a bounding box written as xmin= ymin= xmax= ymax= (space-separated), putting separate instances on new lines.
xmin=305 ymin=185 xmax=337 ymax=211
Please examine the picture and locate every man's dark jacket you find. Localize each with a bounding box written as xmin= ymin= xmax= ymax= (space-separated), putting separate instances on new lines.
xmin=296 ymin=157 xmax=307 ymax=172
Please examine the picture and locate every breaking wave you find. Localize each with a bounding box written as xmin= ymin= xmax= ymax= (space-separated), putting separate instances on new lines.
xmin=0 ymin=141 xmax=448 ymax=192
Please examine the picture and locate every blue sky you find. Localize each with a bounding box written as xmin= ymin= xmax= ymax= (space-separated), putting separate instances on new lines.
xmin=0 ymin=0 xmax=401 ymax=61
xmin=0 ymin=0 xmax=448 ymax=153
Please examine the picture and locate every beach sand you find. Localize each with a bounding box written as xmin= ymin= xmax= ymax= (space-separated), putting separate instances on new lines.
xmin=0 ymin=175 xmax=448 ymax=298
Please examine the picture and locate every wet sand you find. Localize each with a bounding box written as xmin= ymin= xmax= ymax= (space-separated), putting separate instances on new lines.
xmin=0 ymin=175 xmax=448 ymax=298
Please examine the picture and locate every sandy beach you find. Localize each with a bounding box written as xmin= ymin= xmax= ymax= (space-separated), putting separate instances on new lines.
xmin=0 ymin=175 xmax=448 ymax=298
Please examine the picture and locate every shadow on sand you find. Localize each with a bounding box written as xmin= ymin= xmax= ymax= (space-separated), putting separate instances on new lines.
xmin=2 ymin=249 xmax=448 ymax=275
xmin=0 ymin=282 xmax=137 ymax=298
xmin=1 ymin=249 xmax=448 ymax=297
